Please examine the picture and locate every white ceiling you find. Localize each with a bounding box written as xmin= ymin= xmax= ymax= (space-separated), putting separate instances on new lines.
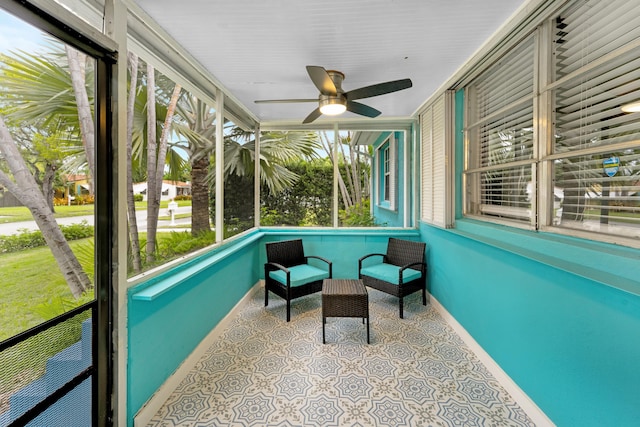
xmin=133 ymin=0 xmax=527 ymax=125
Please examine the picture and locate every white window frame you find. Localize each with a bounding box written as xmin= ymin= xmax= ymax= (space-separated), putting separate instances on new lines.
xmin=460 ymin=0 xmax=640 ymax=248
xmin=376 ymin=134 xmax=397 ymax=211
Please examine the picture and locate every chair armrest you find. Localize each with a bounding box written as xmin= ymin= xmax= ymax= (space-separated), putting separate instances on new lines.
xmin=265 ymin=261 xmax=290 ymax=274
xmin=358 ymin=253 xmax=385 ymax=270
xmin=358 ymin=253 xmax=385 ymax=263
xmin=306 ymin=256 xmax=332 ymax=278
xmin=306 ymin=255 xmax=331 ymax=265
xmin=399 ymin=261 xmax=426 ymax=273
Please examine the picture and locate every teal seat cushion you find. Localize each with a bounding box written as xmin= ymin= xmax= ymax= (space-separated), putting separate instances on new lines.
xmin=269 ymin=264 xmax=330 ymax=287
xmin=360 ymin=263 xmax=421 ymax=285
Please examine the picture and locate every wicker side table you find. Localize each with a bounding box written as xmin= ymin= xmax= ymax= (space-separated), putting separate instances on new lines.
xmin=322 ymin=279 xmax=369 ymax=344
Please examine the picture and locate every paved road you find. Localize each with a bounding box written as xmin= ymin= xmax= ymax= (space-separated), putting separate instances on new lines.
xmin=0 ymin=206 xmax=193 ymax=236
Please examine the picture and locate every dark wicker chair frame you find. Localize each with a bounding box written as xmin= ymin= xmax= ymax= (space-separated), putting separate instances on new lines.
xmin=264 ymin=239 xmax=332 ymax=321
xmin=358 ymin=237 xmax=427 ymax=318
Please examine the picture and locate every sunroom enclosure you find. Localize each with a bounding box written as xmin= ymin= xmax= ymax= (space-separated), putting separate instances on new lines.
xmin=0 ymin=0 xmax=639 ymax=426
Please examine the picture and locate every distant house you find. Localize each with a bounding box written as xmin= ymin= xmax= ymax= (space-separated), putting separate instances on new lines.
xmin=132 ymin=180 xmax=191 ymax=201
xmin=63 ymin=174 xmax=92 ymax=197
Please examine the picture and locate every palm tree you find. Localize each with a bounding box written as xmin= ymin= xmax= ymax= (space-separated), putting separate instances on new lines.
xmin=317 ymin=131 xmax=371 ymax=212
xmin=126 ymin=52 xmax=142 ymax=272
xmin=173 ymin=99 xmax=322 ymax=235
xmin=0 ymin=115 xmax=91 ymax=298
xmin=0 ymin=42 xmax=93 ymax=297
xmin=174 ymin=95 xmax=217 ymax=235
xmin=124 ymin=59 xmax=192 ymax=270
xmin=225 ymin=127 xmax=320 ymax=193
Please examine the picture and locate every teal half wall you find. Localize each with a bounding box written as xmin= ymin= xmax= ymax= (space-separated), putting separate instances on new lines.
xmin=420 ymin=220 xmax=640 ymax=427
xmin=127 ymin=231 xmax=263 ymax=425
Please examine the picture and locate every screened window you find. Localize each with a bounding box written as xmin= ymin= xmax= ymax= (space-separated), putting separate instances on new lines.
xmin=464 ymin=36 xmax=535 ymax=226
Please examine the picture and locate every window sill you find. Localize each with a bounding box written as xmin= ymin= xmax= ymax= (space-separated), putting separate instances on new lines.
xmin=130 ymin=231 xmax=265 ymax=302
xmin=451 ymin=219 xmax=640 ymax=297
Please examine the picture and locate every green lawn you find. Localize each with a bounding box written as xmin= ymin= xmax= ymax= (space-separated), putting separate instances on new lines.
xmin=0 ymin=238 xmax=94 ymax=405
xmin=0 ymin=239 xmax=95 ymax=341
xmin=0 ymin=200 xmax=198 ymax=408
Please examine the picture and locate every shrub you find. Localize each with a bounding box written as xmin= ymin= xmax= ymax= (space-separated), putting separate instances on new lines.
xmin=133 ymin=194 xmax=144 ymax=202
xmin=156 ymin=230 xmax=216 ymax=259
xmin=61 ymin=221 xmax=94 ymax=240
xmin=339 ymin=200 xmax=378 ymax=227
xmin=174 ymin=195 xmax=192 ymax=201
xmin=73 ymin=195 xmax=94 ymax=205
xmin=0 ymin=221 xmax=94 ymax=253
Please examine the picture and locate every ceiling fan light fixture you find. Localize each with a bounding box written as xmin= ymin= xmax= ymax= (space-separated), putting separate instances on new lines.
xmin=319 ymin=95 xmax=347 ymax=115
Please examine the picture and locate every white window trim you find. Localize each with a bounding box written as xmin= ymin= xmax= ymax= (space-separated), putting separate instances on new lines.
xmin=459 ymin=2 xmax=640 ymax=248
xmin=376 ymin=134 xmax=397 ymax=211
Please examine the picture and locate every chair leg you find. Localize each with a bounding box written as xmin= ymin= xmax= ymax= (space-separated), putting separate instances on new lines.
xmin=422 ymin=287 xmax=427 ymax=306
xmin=286 ymin=300 xmax=291 ymax=322
xmin=265 ymin=287 xmax=269 ymax=306
xmin=399 ymin=297 xmax=404 ymax=319
xmin=366 ymin=317 xmax=370 ymax=344
xmin=322 ymin=317 xmax=326 ymax=344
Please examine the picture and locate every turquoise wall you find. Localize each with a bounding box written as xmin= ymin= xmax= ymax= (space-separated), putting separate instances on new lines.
xmin=126 ymin=228 xmax=421 ymax=425
xmin=127 ymin=232 xmax=262 ymax=425
xmin=420 ymin=220 xmax=640 ymax=427
xmin=372 ymin=131 xmax=407 ymax=227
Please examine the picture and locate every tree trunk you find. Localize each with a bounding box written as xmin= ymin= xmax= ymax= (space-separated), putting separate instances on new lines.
xmin=42 ymin=162 xmax=56 ymax=213
xmin=339 ymin=138 xmax=355 ymax=208
xmin=126 ymin=52 xmax=142 ymax=273
xmin=145 ymin=64 xmax=159 ymax=264
xmin=66 ymin=46 xmax=95 ymax=192
xmin=154 ymin=84 xmax=182 ymax=198
xmin=0 ymin=115 xmax=90 ymax=298
xmin=191 ymin=155 xmax=211 ymax=235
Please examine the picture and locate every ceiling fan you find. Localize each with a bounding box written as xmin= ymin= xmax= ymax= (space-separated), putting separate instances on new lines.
xmin=255 ymin=66 xmax=412 ymax=124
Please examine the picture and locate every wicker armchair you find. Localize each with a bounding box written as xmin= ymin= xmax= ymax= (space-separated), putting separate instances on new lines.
xmin=265 ymin=239 xmax=332 ymax=321
xmin=358 ymin=237 xmax=427 ymax=318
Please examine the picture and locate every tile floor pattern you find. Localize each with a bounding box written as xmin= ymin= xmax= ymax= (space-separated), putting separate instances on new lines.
xmin=147 ymin=288 xmax=536 ymax=427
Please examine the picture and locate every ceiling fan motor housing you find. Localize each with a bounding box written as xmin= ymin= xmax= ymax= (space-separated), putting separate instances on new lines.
xmin=325 ymin=70 xmax=345 ymax=93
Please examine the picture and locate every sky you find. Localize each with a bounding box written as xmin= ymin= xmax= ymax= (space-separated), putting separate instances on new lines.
xmin=0 ymin=9 xmax=46 ymax=54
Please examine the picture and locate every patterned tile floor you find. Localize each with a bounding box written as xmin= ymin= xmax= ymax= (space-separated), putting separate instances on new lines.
xmin=147 ymin=288 xmax=536 ymax=427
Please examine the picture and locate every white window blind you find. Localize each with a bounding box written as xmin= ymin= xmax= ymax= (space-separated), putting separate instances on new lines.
xmin=552 ymin=0 xmax=640 ymax=239
xmin=421 ymin=94 xmax=449 ymax=227
xmin=421 ymin=106 xmax=434 ymax=223
xmin=465 ymin=36 xmax=535 ymax=226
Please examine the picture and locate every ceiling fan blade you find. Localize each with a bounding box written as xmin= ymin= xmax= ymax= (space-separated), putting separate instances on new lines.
xmin=302 ymin=107 xmax=323 ymax=124
xmin=347 ymin=101 xmax=382 ymax=118
xmin=306 ymin=66 xmax=337 ymax=96
xmin=255 ymin=99 xmax=317 ymax=103
xmin=345 ymin=78 xmax=412 ymax=100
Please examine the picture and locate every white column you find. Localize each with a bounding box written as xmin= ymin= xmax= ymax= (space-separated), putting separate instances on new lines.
xmin=103 ymin=0 xmax=127 ymax=425
xmin=254 ymin=125 xmax=261 ymax=228
xmin=216 ymin=89 xmax=224 ymax=242
xmin=333 ymin=123 xmax=339 ymax=227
